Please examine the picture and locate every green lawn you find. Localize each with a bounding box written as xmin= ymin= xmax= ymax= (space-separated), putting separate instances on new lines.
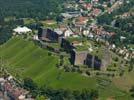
xmin=0 ymin=37 xmax=133 ymax=99
xmin=23 ymin=18 xmax=36 ymax=25
xmin=0 ymin=37 xmax=96 ymax=90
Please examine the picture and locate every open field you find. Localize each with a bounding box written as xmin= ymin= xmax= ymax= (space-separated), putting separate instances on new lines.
xmin=0 ymin=37 xmax=133 ymax=99
xmin=113 ymin=71 xmax=134 ymax=92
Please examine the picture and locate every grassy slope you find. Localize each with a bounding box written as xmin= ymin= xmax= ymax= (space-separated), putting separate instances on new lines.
xmin=113 ymin=71 xmax=134 ymax=91
xmin=0 ymin=37 xmax=133 ymax=99
xmin=0 ymin=37 xmax=96 ymax=90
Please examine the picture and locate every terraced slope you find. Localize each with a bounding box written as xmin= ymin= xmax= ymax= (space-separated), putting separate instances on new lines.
xmin=0 ymin=37 xmax=96 ymax=90
xmin=0 ymin=37 xmax=133 ymax=99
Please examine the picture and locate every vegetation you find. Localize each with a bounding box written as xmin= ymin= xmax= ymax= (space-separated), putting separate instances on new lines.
xmin=97 ymin=0 xmax=134 ymax=25
xmin=0 ymin=19 xmax=24 ymax=45
xmin=97 ymin=0 xmax=134 ymax=46
xmin=0 ymin=37 xmax=97 ymax=90
xmin=0 ymin=0 xmax=133 ymax=99
xmin=0 ymin=0 xmax=64 ymax=20
xmin=23 ymin=77 xmax=99 ymax=100
xmin=0 ymin=37 xmax=133 ymax=99
xmin=0 ymin=0 xmax=64 ymax=45
xmin=130 ymin=86 xmax=134 ymax=98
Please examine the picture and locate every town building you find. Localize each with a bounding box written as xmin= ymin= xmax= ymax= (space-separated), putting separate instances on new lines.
xmin=38 ymin=28 xmax=63 ymax=42
xmin=0 ymin=76 xmax=33 ymax=100
xmin=61 ymin=37 xmax=102 ymax=69
xmin=71 ymin=50 xmax=88 ymax=65
xmin=71 ymin=49 xmax=102 ymax=70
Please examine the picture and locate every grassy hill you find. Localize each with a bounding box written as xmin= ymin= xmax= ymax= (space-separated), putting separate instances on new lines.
xmin=0 ymin=37 xmax=97 ymax=90
xmin=0 ymin=37 xmax=133 ymax=99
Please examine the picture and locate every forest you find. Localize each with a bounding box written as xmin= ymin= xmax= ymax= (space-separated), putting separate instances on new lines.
xmin=0 ymin=0 xmax=65 ymax=44
xmin=0 ymin=0 xmax=64 ymax=20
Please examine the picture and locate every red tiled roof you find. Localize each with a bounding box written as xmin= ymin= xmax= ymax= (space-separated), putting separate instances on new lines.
xmin=75 ymin=16 xmax=89 ymax=25
xmin=92 ymin=8 xmax=101 ymax=16
xmin=83 ymin=3 xmax=92 ymax=9
xmin=77 ymin=16 xmax=88 ymax=22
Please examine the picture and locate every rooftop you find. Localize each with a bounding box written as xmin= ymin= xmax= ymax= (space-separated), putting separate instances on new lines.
xmin=43 ymin=20 xmax=57 ymax=25
xmin=66 ymin=37 xmax=83 ymax=43
xmin=13 ymin=26 xmax=32 ymax=34
xmin=75 ymin=45 xmax=89 ymax=51
xmin=66 ymin=37 xmax=91 ymax=51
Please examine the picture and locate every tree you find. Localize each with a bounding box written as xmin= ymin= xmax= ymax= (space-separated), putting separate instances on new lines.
xmin=0 ymin=0 xmax=64 ymax=20
xmin=130 ymin=86 xmax=134 ymax=98
xmin=128 ymin=58 xmax=134 ymax=72
xmin=90 ymin=90 xmax=99 ymax=100
xmin=23 ymin=77 xmax=37 ymax=90
xmin=81 ymin=89 xmax=92 ymax=100
xmin=36 ymin=95 xmax=47 ymax=100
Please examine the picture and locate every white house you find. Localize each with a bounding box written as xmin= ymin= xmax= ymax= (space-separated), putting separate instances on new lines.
xmin=33 ymin=35 xmax=39 ymax=40
xmin=83 ymin=30 xmax=89 ymax=36
xmin=7 ymin=75 xmax=13 ymax=81
xmin=64 ymin=30 xmax=74 ymax=37
xmin=18 ymin=95 xmax=26 ymax=100
xmin=54 ymin=28 xmax=63 ymax=35
xmin=0 ymin=78 xmax=5 ymax=83
xmin=13 ymin=26 xmax=32 ymax=35
xmin=120 ymin=36 xmax=126 ymax=40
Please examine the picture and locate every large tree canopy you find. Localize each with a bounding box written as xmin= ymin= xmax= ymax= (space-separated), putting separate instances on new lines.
xmin=0 ymin=0 xmax=64 ymax=19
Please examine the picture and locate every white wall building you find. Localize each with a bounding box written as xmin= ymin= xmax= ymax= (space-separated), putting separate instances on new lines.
xmin=64 ymin=30 xmax=74 ymax=37
xmin=13 ymin=26 xmax=32 ymax=35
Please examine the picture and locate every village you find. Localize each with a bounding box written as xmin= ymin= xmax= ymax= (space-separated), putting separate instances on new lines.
xmin=11 ymin=0 xmax=133 ymax=78
xmin=0 ymin=0 xmax=133 ymax=99
xmin=0 ymin=67 xmax=34 ymax=100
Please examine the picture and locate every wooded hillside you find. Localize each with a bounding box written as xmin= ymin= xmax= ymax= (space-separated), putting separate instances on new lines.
xmin=0 ymin=0 xmax=64 ymax=19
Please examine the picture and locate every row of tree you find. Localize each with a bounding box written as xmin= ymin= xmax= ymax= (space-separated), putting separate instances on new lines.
xmin=23 ymin=78 xmax=99 ymax=100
